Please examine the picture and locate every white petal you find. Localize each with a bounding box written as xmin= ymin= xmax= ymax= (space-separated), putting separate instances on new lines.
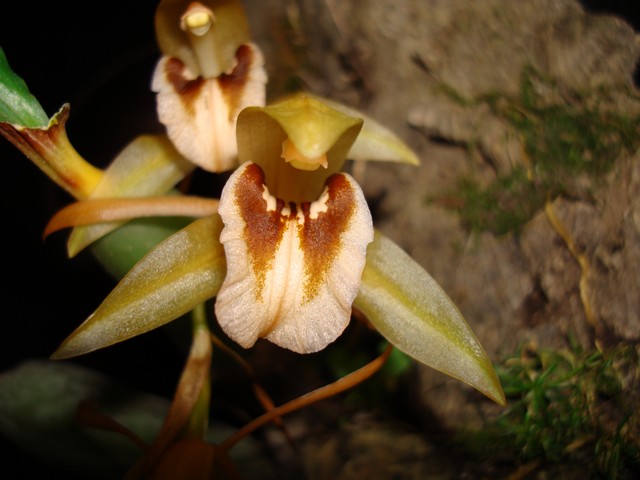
xmin=151 ymin=43 xmax=267 ymax=172
xmin=215 ymin=162 xmax=373 ymax=353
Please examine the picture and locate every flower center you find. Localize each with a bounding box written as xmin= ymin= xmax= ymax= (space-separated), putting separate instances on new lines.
xmin=281 ymin=138 xmax=328 ymax=171
xmin=179 ymin=2 xmax=230 ymax=78
xmin=181 ymin=4 xmax=214 ymax=36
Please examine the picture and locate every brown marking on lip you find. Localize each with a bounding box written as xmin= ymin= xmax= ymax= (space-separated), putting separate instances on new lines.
xmin=219 ymin=44 xmax=254 ymax=120
xmin=299 ymin=174 xmax=356 ymax=302
xmin=164 ymin=45 xmax=253 ymax=120
xmin=164 ymin=57 xmax=205 ymax=117
xmin=235 ymin=163 xmax=288 ymax=300
xmin=233 ymin=166 xmax=356 ymax=307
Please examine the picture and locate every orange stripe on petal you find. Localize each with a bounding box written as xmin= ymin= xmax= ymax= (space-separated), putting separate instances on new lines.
xmin=43 ymin=196 xmax=219 ymax=238
xmin=215 ymin=162 xmax=373 ymax=354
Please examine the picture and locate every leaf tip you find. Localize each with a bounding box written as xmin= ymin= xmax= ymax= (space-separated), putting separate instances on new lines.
xmin=49 ymin=335 xmax=88 ymax=360
xmin=49 ymin=342 xmax=75 ymax=361
xmin=479 ymin=369 xmax=506 ymax=406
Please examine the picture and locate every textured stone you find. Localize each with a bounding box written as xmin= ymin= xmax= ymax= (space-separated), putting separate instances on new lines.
xmin=244 ymin=0 xmax=640 ymax=435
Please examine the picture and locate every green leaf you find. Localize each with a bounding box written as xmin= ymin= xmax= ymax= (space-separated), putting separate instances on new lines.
xmin=354 ymin=231 xmax=505 ymax=405
xmin=52 ymin=215 xmax=226 ymax=359
xmin=0 ymin=47 xmax=48 ymax=127
xmin=0 ymin=360 xmax=276 ymax=479
xmin=0 ymin=360 xmax=166 ymax=478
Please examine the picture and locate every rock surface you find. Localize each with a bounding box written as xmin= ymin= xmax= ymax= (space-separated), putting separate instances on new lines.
xmin=245 ymin=0 xmax=640 ymax=440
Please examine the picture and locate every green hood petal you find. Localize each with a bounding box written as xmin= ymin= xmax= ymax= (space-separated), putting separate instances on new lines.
xmin=236 ymin=94 xmax=363 ymax=202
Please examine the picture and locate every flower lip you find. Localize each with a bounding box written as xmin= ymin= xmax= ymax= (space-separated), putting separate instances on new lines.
xmin=216 ymin=96 xmax=371 ymax=353
xmin=215 ymin=161 xmax=374 ymax=354
xmin=152 ymin=42 xmax=267 ymax=172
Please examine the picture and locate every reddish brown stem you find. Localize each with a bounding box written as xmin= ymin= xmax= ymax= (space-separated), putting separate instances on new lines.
xmin=221 ymin=343 xmax=393 ymax=450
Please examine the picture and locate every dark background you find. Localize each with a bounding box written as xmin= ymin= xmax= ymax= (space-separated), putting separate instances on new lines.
xmin=0 ymin=1 xmax=638 ymax=478
xmin=0 ymin=0 xmax=182 ymax=393
xmin=0 ymin=4 xmax=182 ymax=477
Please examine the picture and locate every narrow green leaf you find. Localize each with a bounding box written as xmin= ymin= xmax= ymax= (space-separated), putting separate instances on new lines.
xmin=354 ymin=231 xmax=505 ymax=405
xmin=52 ymin=215 xmax=226 ymax=359
xmin=0 ymin=360 xmax=166 ymax=479
xmin=0 ymin=47 xmax=48 ymax=127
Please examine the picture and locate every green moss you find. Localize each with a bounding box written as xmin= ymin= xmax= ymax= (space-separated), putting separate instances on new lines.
xmin=455 ymin=167 xmax=547 ymax=235
xmin=448 ymin=67 xmax=640 ymax=235
xmin=507 ymin=69 xmax=639 ymax=178
xmin=458 ymin=342 xmax=640 ymax=478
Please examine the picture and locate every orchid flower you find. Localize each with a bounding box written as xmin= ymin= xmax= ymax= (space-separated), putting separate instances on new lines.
xmin=56 ymin=0 xmax=268 ymax=256
xmin=1 ymin=47 xmax=505 ymax=406
xmin=37 ymin=93 xmax=504 ymax=406
xmin=63 ymin=0 xmax=266 ymax=259
xmin=151 ymin=0 xmax=267 ymax=172
xmin=1 ymin=0 xmax=268 ymax=261
xmin=0 ymin=2 xmax=509 ymax=476
xmin=214 ymin=95 xmax=372 ymax=353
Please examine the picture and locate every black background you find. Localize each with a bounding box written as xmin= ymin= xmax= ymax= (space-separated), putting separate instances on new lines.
xmin=0 ymin=4 xmax=183 ymax=478
xmin=0 ymin=0 xmax=182 ymax=393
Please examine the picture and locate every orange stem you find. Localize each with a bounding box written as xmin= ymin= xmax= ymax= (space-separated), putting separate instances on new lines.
xmin=210 ymin=333 xmax=295 ymax=446
xmin=221 ymin=344 xmax=393 ymax=450
xmin=43 ymin=196 xmax=219 ymax=238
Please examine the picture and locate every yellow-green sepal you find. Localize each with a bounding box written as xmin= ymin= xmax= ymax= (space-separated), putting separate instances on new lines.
xmin=52 ymin=215 xmax=225 ymax=359
xmin=354 ymin=230 xmax=505 ymax=405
